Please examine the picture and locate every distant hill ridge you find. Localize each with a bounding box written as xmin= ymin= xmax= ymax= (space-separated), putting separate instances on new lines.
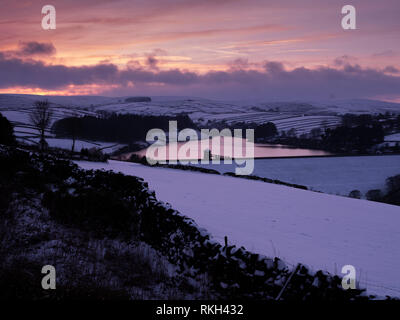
xmin=0 ymin=94 xmax=399 ymax=114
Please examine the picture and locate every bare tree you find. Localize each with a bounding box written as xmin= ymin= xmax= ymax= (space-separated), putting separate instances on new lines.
xmin=29 ymin=100 xmax=53 ymax=151
xmin=67 ymin=114 xmax=81 ymax=154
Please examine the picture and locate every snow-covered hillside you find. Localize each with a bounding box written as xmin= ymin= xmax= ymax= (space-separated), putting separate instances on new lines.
xmin=1 ymin=94 xmax=400 ymax=139
xmin=76 ymin=160 xmax=400 ymax=298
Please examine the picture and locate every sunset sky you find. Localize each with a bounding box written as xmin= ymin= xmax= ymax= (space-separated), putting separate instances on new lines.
xmin=1 ymin=0 xmax=400 ymax=101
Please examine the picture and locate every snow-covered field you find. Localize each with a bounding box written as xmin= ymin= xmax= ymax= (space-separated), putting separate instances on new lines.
xmin=2 ymin=94 xmax=400 ymax=137
xmin=385 ymin=133 xmax=400 ymax=142
xmin=26 ymin=138 xmax=125 ymax=153
xmin=191 ymin=155 xmax=400 ymax=196
xmin=76 ymin=160 xmax=400 ymax=298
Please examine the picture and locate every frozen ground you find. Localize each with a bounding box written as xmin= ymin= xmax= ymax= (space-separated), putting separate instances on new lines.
xmin=191 ymin=155 xmax=400 ymax=196
xmin=76 ymin=160 xmax=400 ymax=298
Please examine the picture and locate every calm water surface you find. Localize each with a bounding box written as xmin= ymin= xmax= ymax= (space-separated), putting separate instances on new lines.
xmin=120 ymin=138 xmax=331 ymax=161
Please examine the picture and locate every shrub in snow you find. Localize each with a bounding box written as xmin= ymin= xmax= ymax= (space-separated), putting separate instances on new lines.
xmin=348 ymin=190 xmax=362 ymax=199
xmin=366 ymin=189 xmax=382 ymax=202
xmin=0 ymin=113 xmax=15 ymax=146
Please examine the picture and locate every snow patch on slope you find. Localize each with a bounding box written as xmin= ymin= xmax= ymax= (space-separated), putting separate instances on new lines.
xmin=76 ymin=160 xmax=400 ymax=298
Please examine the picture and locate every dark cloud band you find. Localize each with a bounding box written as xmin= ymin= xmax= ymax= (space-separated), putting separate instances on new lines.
xmin=1 ymin=51 xmax=399 ymax=100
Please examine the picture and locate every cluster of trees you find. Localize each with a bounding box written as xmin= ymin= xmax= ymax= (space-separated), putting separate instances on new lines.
xmin=124 ymin=96 xmax=152 ymax=103
xmin=52 ymin=113 xmax=198 ymax=145
xmin=276 ymin=115 xmax=386 ymax=153
xmin=342 ymin=113 xmax=400 ymax=131
xmin=349 ymin=174 xmax=400 ymax=206
xmin=275 ymin=125 xmax=385 ymax=153
xmin=254 ymin=122 xmax=278 ymax=141
xmin=322 ymin=124 xmax=384 ymax=152
xmin=319 ymin=113 xmax=389 ymax=153
xmin=214 ymin=121 xmax=278 ymax=142
xmin=342 ymin=113 xmax=400 ymax=142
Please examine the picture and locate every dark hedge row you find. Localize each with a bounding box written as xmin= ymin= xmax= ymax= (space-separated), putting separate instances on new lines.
xmin=222 ymin=172 xmax=308 ymax=190
xmin=51 ymin=113 xmax=197 ymax=144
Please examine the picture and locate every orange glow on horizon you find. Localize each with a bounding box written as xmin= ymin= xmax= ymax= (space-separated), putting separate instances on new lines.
xmin=0 ymin=84 xmax=119 ymax=96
